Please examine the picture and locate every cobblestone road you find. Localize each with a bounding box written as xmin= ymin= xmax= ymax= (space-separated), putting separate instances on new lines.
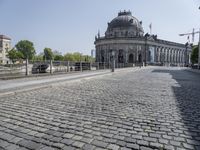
xmin=0 ymin=67 xmax=200 ymax=150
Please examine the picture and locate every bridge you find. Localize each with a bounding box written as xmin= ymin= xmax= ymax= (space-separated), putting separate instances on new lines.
xmin=0 ymin=66 xmax=200 ymax=150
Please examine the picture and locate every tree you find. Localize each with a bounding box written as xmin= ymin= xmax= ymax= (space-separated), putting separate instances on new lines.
xmin=7 ymin=48 xmax=23 ymax=64
xmin=15 ymin=40 xmax=35 ymax=60
xmin=63 ymin=52 xmax=95 ymax=62
xmin=64 ymin=53 xmax=75 ymax=61
xmin=43 ymin=48 xmax=54 ymax=60
xmin=63 ymin=52 xmax=81 ymax=61
xmin=53 ymin=50 xmax=62 ymax=56
xmin=34 ymin=52 xmax=44 ymax=61
xmin=73 ymin=52 xmax=82 ymax=61
xmin=53 ymin=50 xmax=63 ymax=61
xmin=82 ymin=55 xmax=95 ymax=62
xmin=54 ymin=55 xmax=64 ymax=61
xmin=191 ymin=45 xmax=199 ymax=64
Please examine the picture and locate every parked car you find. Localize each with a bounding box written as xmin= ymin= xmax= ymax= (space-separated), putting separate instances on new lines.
xmin=75 ymin=62 xmax=91 ymax=71
xmin=32 ymin=63 xmax=55 ymax=74
xmin=191 ymin=64 xmax=199 ymax=69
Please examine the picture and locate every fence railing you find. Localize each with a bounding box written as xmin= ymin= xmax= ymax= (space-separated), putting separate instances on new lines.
xmin=0 ymin=60 xmax=189 ymax=79
xmin=0 ymin=60 xmax=142 ymax=79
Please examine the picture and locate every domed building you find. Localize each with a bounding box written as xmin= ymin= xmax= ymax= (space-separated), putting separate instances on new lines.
xmin=94 ymin=11 xmax=191 ymax=67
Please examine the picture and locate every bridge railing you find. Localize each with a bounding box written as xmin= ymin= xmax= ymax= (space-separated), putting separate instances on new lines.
xmin=0 ymin=60 xmax=142 ymax=79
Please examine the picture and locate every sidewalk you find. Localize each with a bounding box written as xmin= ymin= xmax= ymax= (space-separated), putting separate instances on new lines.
xmin=0 ymin=70 xmax=109 ymax=95
xmin=0 ymin=67 xmax=142 ymax=96
xmin=184 ymin=68 xmax=200 ymax=74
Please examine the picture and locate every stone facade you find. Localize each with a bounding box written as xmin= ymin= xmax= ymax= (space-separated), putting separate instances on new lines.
xmin=94 ymin=11 xmax=192 ymax=66
xmin=0 ymin=35 xmax=11 ymax=64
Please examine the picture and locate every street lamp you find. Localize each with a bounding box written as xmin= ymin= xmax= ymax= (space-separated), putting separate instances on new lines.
xmin=144 ymin=33 xmax=150 ymax=66
xmin=198 ymin=7 xmax=200 ymax=69
xmin=185 ymin=42 xmax=189 ymax=67
xmin=111 ymin=50 xmax=115 ymax=72
xmin=198 ymin=30 xmax=200 ymax=69
xmin=80 ymin=53 xmax=82 ymax=71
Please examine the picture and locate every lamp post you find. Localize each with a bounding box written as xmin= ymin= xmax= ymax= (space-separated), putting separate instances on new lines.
xmin=80 ymin=53 xmax=82 ymax=72
xmin=198 ymin=7 xmax=200 ymax=69
xmin=198 ymin=28 xmax=200 ymax=69
xmin=25 ymin=58 xmax=29 ymax=76
xmin=111 ymin=50 xmax=115 ymax=72
xmin=144 ymin=33 xmax=150 ymax=66
xmin=25 ymin=51 xmax=29 ymax=76
xmin=185 ymin=42 xmax=190 ymax=67
xmin=144 ymin=36 xmax=147 ymax=66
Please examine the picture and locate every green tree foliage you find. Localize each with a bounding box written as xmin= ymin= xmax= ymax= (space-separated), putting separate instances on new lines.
xmin=63 ymin=53 xmax=76 ymax=61
xmin=63 ymin=52 xmax=82 ymax=61
xmin=191 ymin=45 xmax=199 ymax=64
xmin=15 ymin=40 xmax=35 ymax=59
xmin=73 ymin=52 xmax=82 ymax=61
xmin=63 ymin=52 xmax=94 ymax=62
xmin=7 ymin=48 xmax=23 ymax=64
xmin=34 ymin=53 xmax=44 ymax=61
xmin=54 ymin=55 xmax=64 ymax=61
xmin=82 ymin=55 xmax=95 ymax=62
xmin=44 ymin=48 xmax=54 ymax=60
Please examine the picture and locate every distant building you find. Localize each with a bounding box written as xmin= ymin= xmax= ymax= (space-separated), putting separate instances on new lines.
xmin=0 ymin=35 xmax=11 ymax=64
xmin=91 ymin=49 xmax=95 ymax=58
xmin=94 ymin=11 xmax=192 ymax=66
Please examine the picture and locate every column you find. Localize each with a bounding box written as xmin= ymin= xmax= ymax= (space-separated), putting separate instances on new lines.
xmin=168 ymin=49 xmax=171 ymax=64
xmin=182 ymin=49 xmax=185 ymax=65
xmin=165 ymin=48 xmax=168 ymax=63
xmin=170 ymin=49 xmax=173 ymax=64
xmin=180 ymin=50 xmax=183 ymax=64
xmin=177 ymin=50 xmax=180 ymax=65
xmin=174 ymin=49 xmax=177 ymax=64
xmin=158 ymin=47 xmax=160 ymax=62
xmin=156 ymin=47 xmax=159 ymax=62
xmin=173 ymin=49 xmax=175 ymax=64
xmin=160 ymin=47 xmax=163 ymax=63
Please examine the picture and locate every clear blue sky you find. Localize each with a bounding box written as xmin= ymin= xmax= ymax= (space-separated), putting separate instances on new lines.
xmin=0 ymin=0 xmax=200 ymax=55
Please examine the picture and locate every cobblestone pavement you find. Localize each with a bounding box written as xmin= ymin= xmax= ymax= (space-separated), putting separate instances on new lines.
xmin=0 ymin=67 xmax=200 ymax=150
xmin=0 ymin=70 xmax=112 ymax=94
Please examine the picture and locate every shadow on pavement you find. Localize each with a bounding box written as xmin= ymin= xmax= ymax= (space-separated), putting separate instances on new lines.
xmin=152 ymin=68 xmax=200 ymax=149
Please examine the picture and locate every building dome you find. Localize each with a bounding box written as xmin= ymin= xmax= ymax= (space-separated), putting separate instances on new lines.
xmin=105 ymin=11 xmax=144 ymax=38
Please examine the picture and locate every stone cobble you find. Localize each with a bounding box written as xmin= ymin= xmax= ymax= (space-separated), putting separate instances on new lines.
xmin=0 ymin=67 xmax=200 ymax=150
